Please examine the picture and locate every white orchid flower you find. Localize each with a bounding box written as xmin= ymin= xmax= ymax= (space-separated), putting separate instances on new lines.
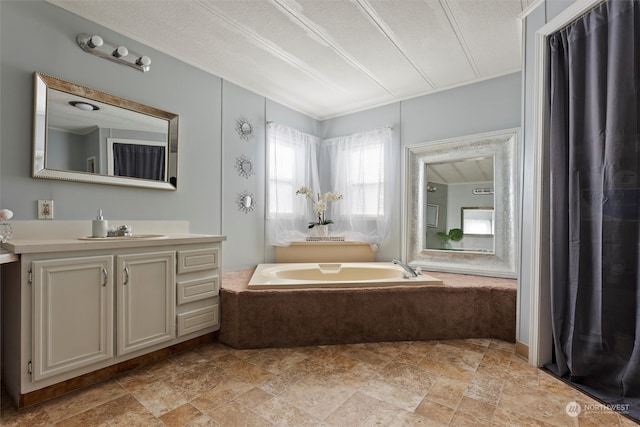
xmin=296 ymin=186 xmax=342 ymax=227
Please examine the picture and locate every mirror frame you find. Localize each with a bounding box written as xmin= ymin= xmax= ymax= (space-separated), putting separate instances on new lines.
xmin=32 ymin=72 xmax=179 ymax=190
xmin=403 ymin=128 xmax=519 ymax=278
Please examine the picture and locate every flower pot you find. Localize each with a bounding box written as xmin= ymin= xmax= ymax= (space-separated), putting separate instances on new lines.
xmin=314 ymin=224 xmax=329 ymax=238
xmin=0 ymin=223 xmax=12 ymax=243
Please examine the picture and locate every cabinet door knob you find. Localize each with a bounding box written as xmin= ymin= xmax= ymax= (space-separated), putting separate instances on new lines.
xmin=123 ymin=266 xmax=130 ymax=285
xmin=102 ymin=268 xmax=108 ymax=287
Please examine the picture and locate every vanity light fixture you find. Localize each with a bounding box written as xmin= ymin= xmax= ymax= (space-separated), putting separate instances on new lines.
xmin=69 ymin=101 xmax=99 ymax=111
xmin=112 ymin=46 xmax=128 ymax=58
xmin=427 ymin=185 xmax=437 ymax=193
xmin=77 ymin=33 xmax=151 ymax=72
xmin=472 ymin=188 xmax=494 ymax=195
xmin=86 ymin=35 xmax=103 ymax=48
xmin=136 ymin=56 xmax=151 ymax=67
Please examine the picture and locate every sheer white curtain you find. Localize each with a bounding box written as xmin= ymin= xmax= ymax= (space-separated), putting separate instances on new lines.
xmin=322 ymin=127 xmax=394 ymax=247
xmin=265 ymin=122 xmax=320 ymax=246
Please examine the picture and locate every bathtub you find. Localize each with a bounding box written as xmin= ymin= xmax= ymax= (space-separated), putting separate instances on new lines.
xmin=247 ymin=262 xmax=443 ymax=289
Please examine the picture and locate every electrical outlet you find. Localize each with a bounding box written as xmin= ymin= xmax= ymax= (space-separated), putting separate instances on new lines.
xmin=38 ymin=200 xmax=54 ymax=219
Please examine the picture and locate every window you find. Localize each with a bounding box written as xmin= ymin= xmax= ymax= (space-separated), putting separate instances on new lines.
xmin=266 ymin=124 xmax=394 ymax=246
xmin=323 ymin=127 xmax=394 ymax=243
xmin=461 ymin=208 xmax=494 ymax=235
xmin=267 ymin=140 xmax=295 ymax=216
xmin=348 ymin=140 xmax=385 ymax=216
xmin=265 ymin=123 xmax=320 ymax=246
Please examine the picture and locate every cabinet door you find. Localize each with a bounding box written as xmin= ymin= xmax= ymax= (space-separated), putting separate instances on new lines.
xmin=117 ymin=251 xmax=176 ymax=355
xmin=32 ymin=256 xmax=113 ymax=381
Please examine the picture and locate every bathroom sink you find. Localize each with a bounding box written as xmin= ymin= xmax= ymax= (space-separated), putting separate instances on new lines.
xmin=78 ymin=234 xmax=167 ymax=240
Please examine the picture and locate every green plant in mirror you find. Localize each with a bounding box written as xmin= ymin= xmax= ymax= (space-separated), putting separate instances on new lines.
xmin=436 ymin=228 xmax=464 ymax=246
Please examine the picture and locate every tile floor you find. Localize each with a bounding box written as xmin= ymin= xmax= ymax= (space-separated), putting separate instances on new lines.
xmin=1 ymin=338 xmax=637 ymax=426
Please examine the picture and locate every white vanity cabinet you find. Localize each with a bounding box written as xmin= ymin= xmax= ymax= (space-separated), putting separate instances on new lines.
xmin=175 ymin=247 xmax=220 ymax=336
xmin=32 ymin=256 xmax=114 ymax=381
xmin=2 ymin=234 xmax=225 ymax=408
xmin=116 ymin=251 xmax=176 ymax=355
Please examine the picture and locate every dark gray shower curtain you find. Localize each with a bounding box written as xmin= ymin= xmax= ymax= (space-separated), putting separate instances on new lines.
xmin=113 ymin=143 xmax=165 ymax=181
xmin=548 ymin=0 xmax=640 ymax=417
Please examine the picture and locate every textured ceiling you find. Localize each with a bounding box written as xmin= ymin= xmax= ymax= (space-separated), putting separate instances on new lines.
xmin=48 ymin=0 xmax=529 ymax=120
xmin=427 ymin=157 xmax=494 ymax=184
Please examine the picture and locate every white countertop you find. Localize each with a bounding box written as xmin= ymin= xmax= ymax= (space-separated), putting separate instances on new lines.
xmin=0 ymin=248 xmax=19 ymax=264
xmin=2 ymin=233 xmax=226 ymax=255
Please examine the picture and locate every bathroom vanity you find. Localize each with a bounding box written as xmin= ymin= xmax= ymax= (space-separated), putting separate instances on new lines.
xmin=1 ymin=232 xmax=225 ymax=407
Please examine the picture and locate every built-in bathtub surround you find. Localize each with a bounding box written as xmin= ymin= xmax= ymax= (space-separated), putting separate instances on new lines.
xmin=220 ymin=268 xmax=516 ymax=349
xmin=275 ymin=241 xmax=375 ymax=263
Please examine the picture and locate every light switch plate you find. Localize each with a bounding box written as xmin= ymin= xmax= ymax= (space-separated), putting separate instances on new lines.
xmin=38 ymin=200 xmax=54 ymax=219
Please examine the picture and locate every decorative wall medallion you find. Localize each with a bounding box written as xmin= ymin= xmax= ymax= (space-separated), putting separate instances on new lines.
xmin=237 ymin=191 xmax=255 ymax=213
xmin=235 ymin=154 xmax=254 ymax=178
xmin=235 ymin=117 xmax=254 ymax=141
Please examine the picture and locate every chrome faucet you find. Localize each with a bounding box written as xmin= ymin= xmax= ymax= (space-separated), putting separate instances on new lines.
xmin=107 ymin=225 xmax=132 ymax=237
xmin=392 ymin=259 xmax=419 ymax=277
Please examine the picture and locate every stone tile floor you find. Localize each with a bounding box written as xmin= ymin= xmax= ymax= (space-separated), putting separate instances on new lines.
xmin=1 ymin=339 xmax=637 ymax=426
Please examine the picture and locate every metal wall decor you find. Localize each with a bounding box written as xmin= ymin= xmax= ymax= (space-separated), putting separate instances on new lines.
xmin=237 ymin=191 xmax=255 ymax=213
xmin=235 ymin=117 xmax=254 ymax=141
xmin=235 ymin=154 xmax=254 ymax=178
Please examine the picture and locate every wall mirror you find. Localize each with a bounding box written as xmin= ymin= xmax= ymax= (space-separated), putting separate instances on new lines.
xmin=33 ymin=72 xmax=179 ymax=190
xmin=235 ymin=154 xmax=254 ymax=178
xmin=423 ymin=157 xmax=495 ymax=253
xmin=235 ymin=117 xmax=254 ymax=141
xmin=403 ymin=128 xmax=519 ymax=278
xmin=237 ymin=191 xmax=256 ymax=213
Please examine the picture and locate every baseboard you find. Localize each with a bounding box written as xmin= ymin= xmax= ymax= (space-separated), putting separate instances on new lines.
xmin=515 ymin=340 xmax=529 ymax=360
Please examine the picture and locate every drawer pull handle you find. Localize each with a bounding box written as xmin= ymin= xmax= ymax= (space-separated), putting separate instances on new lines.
xmin=102 ymin=268 xmax=108 ymax=287
xmin=123 ymin=266 xmax=130 ymax=285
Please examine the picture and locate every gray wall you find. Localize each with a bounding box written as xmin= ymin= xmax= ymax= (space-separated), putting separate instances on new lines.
xmin=400 ymin=73 xmax=522 ymax=146
xmin=221 ymin=82 xmax=265 ymax=271
xmin=0 ymin=1 xmax=223 ymax=233
xmin=425 ymin=182 xmax=449 ymax=249
xmin=518 ymin=0 xmax=576 ymax=347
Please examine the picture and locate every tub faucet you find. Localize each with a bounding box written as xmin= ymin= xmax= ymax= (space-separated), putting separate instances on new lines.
xmin=392 ymin=259 xmax=419 ymax=277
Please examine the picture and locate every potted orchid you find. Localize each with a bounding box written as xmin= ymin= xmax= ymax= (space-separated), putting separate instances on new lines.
xmin=296 ymin=186 xmax=342 ymax=236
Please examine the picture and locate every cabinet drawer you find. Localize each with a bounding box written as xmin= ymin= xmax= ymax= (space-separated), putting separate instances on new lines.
xmin=176 ymin=275 xmax=219 ymax=305
xmin=176 ymin=248 xmax=219 ymax=273
xmin=177 ymin=304 xmax=219 ymax=336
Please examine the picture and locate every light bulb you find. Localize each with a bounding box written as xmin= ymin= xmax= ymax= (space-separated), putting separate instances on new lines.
xmin=69 ymin=101 xmax=99 ymax=111
xmin=87 ymin=35 xmax=103 ymax=48
xmin=136 ymin=56 xmax=151 ymax=66
xmin=112 ymin=46 xmax=128 ymax=58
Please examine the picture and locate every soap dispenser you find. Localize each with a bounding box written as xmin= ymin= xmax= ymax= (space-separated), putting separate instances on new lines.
xmin=92 ymin=210 xmax=108 ymax=238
